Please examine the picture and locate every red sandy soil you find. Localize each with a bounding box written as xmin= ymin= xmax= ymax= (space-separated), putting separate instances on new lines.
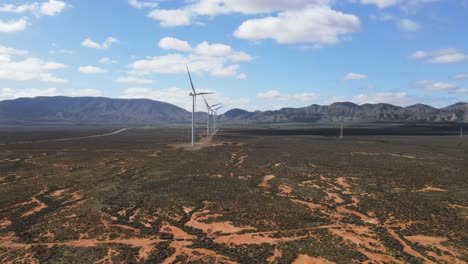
xmin=416 ymin=186 xmax=448 ymax=192
xmin=351 ymin=152 xmax=416 ymax=159
xmin=185 ymin=210 xmax=255 ymax=236
xmin=384 ymin=230 xmax=434 ymax=263
xmin=160 ymin=223 xmax=196 ymax=240
xmin=163 ymin=241 xmax=236 ymax=264
xmin=0 ymin=218 xmax=11 ymax=229
xmin=20 ymin=197 xmax=47 ymax=218
xmin=278 ymin=184 xmax=293 ymax=196
xmin=267 ymin=248 xmax=283 ymax=262
xmin=258 ymin=175 xmax=275 ymax=188
xmin=292 ymin=254 xmax=335 ymax=264
xmin=0 ymin=233 xmax=163 ymax=261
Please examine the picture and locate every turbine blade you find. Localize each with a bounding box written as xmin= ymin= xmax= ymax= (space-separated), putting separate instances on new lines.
xmin=196 ymin=92 xmax=213 ymax=95
xmin=202 ymin=96 xmax=209 ymax=107
xmin=186 ymin=65 xmax=196 ymax=94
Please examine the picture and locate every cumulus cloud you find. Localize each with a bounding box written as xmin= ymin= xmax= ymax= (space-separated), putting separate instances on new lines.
xmin=234 ymin=6 xmax=360 ymax=45
xmin=0 ymin=45 xmax=67 ymax=83
xmin=0 ymin=87 xmax=102 ymax=100
xmin=361 ymin=0 xmax=401 ymax=8
xmin=331 ymin=92 xmax=417 ymax=106
xmin=99 ymin=57 xmax=117 ymax=64
xmin=40 ymin=0 xmax=68 ymax=16
xmin=121 ymin=86 xmax=250 ymax=111
xmin=360 ymin=0 xmax=439 ymax=11
xmin=413 ymin=80 xmax=468 ymax=95
xmin=158 ymin=37 xmax=192 ymax=52
xmin=0 ymin=0 xmax=69 ymax=16
xmin=0 ymin=17 xmax=28 ymax=33
xmin=116 ymin=76 xmax=153 ymax=84
xmin=148 ymin=9 xmax=192 ymax=27
xmin=397 ymin=19 xmax=421 ymax=32
xmin=409 ymin=48 xmax=468 ymax=64
xmin=144 ymin=0 xmax=361 ymax=41
xmin=257 ymin=90 xmax=321 ymax=102
xmin=414 ymin=80 xmax=459 ymax=91
xmin=128 ymin=0 xmax=157 ymax=9
xmin=344 ymin=72 xmax=368 ymax=80
xmin=79 ymin=66 xmax=107 ymax=74
xmin=453 ymin=73 xmax=468 ymax=80
xmin=81 ymin=37 xmax=119 ymax=50
xmin=129 ymin=37 xmax=251 ymax=78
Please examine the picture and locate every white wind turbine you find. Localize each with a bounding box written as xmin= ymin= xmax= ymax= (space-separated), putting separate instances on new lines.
xmin=202 ymin=96 xmax=213 ymax=136
xmin=186 ymin=65 xmax=212 ymax=146
xmin=212 ymin=105 xmax=224 ymax=132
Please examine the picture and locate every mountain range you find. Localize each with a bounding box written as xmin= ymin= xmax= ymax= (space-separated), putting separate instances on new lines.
xmin=0 ymin=96 xmax=466 ymax=125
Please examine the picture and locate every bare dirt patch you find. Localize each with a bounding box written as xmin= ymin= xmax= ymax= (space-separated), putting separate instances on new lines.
xmin=292 ymin=254 xmax=335 ymax=264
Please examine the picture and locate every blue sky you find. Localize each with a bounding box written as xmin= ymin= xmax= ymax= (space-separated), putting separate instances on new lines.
xmin=0 ymin=0 xmax=467 ymax=111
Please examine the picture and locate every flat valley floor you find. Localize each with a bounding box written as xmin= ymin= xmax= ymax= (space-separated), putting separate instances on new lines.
xmin=0 ymin=125 xmax=467 ymax=263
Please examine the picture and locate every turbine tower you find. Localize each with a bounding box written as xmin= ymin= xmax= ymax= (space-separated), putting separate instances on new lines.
xmin=340 ymin=123 xmax=343 ymax=140
xmin=210 ymin=103 xmax=221 ymax=132
xmin=213 ymin=105 xmax=224 ymax=132
xmin=202 ymin=96 xmax=212 ymax=136
xmin=186 ymin=65 xmax=212 ymax=146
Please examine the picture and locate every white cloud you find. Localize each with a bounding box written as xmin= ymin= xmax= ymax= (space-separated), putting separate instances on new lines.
xmin=397 ymin=19 xmax=421 ymax=32
xmin=148 ymin=9 xmax=192 ymax=27
xmin=360 ymin=0 xmax=439 ymax=11
xmin=79 ymin=66 xmax=107 ymax=74
xmin=236 ymin=73 xmax=247 ymax=80
xmin=234 ymin=6 xmax=360 ymax=45
xmin=68 ymin=89 xmax=102 ymax=97
xmin=344 ymin=72 xmax=368 ymax=80
xmin=81 ymin=37 xmax=119 ymax=50
xmin=49 ymin=49 xmax=73 ymax=55
xmin=99 ymin=57 xmax=118 ymax=64
xmin=0 ymin=45 xmax=28 ymax=56
xmin=40 ymin=0 xmax=68 ymax=16
xmin=0 ymin=87 xmax=103 ymax=100
xmin=409 ymin=48 xmax=468 ymax=64
xmin=189 ymin=0 xmax=332 ymax=16
xmin=116 ymin=76 xmax=153 ymax=84
xmin=361 ymin=0 xmax=400 ymax=8
xmin=145 ymin=0 xmax=349 ymax=29
xmin=414 ymin=80 xmax=459 ymax=91
xmin=0 ymin=45 xmax=67 ymax=83
xmin=158 ymin=37 xmax=193 ymax=52
xmin=257 ymin=90 xmax=321 ymax=102
xmin=0 ymin=0 xmax=68 ymax=16
xmin=0 ymin=87 xmax=59 ymax=99
xmin=453 ymin=74 xmax=468 ymax=80
xmin=331 ymin=92 xmax=417 ymax=106
xmin=128 ymin=0 xmax=158 ymax=9
xmin=455 ymin=88 xmax=468 ymax=94
xmin=130 ymin=38 xmax=252 ymax=78
xmin=121 ymin=86 xmax=250 ymax=111
xmin=194 ymin=41 xmax=233 ymax=56
xmin=0 ymin=17 xmax=28 ymax=33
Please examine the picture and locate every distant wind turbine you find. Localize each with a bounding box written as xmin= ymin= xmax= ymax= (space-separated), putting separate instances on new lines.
xmin=340 ymin=123 xmax=344 ymax=140
xmin=202 ymin=96 xmax=213 ymax=136
xmin=186 ymin=65 xmax=212 ymax=146
xmin=213 ymin=105 xmax=224 ymax=132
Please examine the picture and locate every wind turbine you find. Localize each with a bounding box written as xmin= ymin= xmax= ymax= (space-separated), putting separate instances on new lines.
xmin=340 ymin=123 xmax=344 ymax=140
xmin=186 ymin=65 xmax=212 ymax=146
xmin=210 ymin=103 xmax=221 ymax=131
xmin=212 ymin=105 xmax=224 ymax=132
xmin=202 ymin=96 xmax=213 ymax=136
